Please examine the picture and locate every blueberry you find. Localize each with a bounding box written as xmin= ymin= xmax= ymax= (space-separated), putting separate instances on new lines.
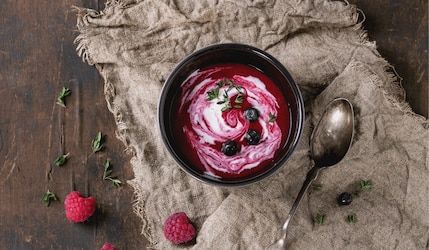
xmin=337 ymin=192 xmax=352 ymax=206
xmin=221 ymin=140 xmax=239 ymax=156
xmin=245 ymin=129 xmax=261 ymax=145
xmin=243 ymin=107 xmax=260 ymax=122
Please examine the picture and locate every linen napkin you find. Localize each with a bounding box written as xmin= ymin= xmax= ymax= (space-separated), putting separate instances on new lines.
xmin=74 ymin=0 xmax=429 ymax=249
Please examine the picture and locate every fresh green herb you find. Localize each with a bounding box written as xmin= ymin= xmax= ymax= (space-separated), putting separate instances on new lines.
xmin=91 ymin=132 xmax=104 ymax=153
xmin=268 ymin=113 xmax=277 ymax=123
xmin=206 ymin=79 xmax=245 ymax=112
xmin=227 ymin=80 xmax=235 ymax=91
xmin=217 ymin=79 xmax=227 ymax=87
xmin=56 ymin=87 xmax=71 ymax=107
xmin=312 ymin=184 xmax=322 ymax=191
xmin=232 ymin=94 xmax=243 ymax=109
xmin=206 ymin=87 xmax=220 ymax=101
xmin=102 ymin=160 xmax=122 ymax=188
xmin=315 ymin=213 xmax=325 ymax=225
xmin=235 ymin=95 xmax=244 ymax=104
xmin=43 ymin=190 xmax=57 ymax=207
xmin=222 ymin=89 xmax=229 ymax=99
xmin=53 ymin=153 xmax=70 ymax=166
xmin=347 ymin=214 xmax=356 ymax=224
xmin=221 ymin=102 xmax=232 ymax=112
xmin=360 ymin=180 xmax=372 ymax=190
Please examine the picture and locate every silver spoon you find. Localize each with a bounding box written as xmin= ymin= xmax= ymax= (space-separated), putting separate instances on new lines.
xmin=267 ymin=98 xmax=354 ymax=250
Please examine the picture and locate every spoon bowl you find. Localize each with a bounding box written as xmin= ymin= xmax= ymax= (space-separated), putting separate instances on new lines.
xmin=311 ymin=98 xmax=355 ymax=167
xmin=267 ymin=98 xmax=354 ymax=250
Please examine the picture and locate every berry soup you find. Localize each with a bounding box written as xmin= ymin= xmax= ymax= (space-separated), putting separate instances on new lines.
xmin=171 ymin=63 xmax=291 ymax=179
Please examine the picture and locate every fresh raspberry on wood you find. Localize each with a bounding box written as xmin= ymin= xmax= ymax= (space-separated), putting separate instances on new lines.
xmin=64 ymin=191 xmax=96 ymax=223
xmin=100 ymin=242 xmax=116 ymax=250
xmin=163 ymin=212 xmax=196 ymax=244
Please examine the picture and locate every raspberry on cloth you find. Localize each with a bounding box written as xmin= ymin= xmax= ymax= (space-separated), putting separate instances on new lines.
xmin=163 ymin=212 xmax=196 ymax=244
xmin=74 ymin=0 xmax=428 ymax=249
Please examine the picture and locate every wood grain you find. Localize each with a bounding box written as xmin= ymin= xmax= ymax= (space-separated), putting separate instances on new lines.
xmin=348 ymin=0 xmax=428 ymax=118
xmin=0 ymin=0 xmax=148 ymax=249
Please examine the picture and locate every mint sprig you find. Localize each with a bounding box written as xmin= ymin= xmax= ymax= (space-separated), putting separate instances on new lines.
xmin=102 ymin=160 xmax=121 ymax=188
xmin=206 ymin=79 xmax=244 ymax=112
xmin=312 ymin=184 xmax=322 ymax=191
xmin=360 ymin=180 xmax=372 ymax=190
xmin=43 ymin=190 xmax=57 ymax=207
xmin=91 ymin=132 xmax=104 ymax=153
xmin=56 ymin=87 xmax=71 ymax=107
xmin=347 ymin=214 xmax=356 ymax=224
xmin=268 ymin=113 xmax=277 ymax=123
xmin=53 ymin=153 xmax=70 ymax=166
xmin=315 ymin=213 xmax=325 ymax=225
xmin=206 ymin=87 xmax=220 ymax=101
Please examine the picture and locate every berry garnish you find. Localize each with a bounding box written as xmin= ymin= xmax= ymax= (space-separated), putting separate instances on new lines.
xmin=243 ymin=107 xmax=260 ymax=122
xmin=245 ymin=129 xmax=261 ymax=145
xmin=163 ymin=212 xmax=196 ymax=244
xmin=337 ymin=192 xmax=352 ymax=205
xmin=64 ymin=191 xmax=96 ymax=223
xmin=221 ymin=140 xmax=239 ymax=156
xmin=100 ymin=242 xmax=116 ymax=250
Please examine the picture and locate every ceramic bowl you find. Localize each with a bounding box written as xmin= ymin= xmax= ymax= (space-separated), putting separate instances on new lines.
xmin=158 ymin=43 xmax=304 ymax=186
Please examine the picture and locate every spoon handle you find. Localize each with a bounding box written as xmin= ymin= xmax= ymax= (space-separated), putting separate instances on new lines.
xmin=279 ymin=166 xmax=322 ymax=244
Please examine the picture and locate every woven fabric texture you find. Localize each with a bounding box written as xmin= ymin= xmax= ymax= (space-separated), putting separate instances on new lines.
xmin=75 ymin=0 xmax=429 ymax=249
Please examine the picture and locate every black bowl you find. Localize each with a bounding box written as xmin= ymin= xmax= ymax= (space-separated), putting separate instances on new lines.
xmin=158 ymin=43 xmax=304 ymax=186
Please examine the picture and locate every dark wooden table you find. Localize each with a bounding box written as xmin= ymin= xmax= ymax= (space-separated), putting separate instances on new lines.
xmin=0 ymin=1 xmax=427 ymax=249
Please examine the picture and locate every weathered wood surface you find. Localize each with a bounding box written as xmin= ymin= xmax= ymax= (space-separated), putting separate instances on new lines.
xmin=0 ymin=0 xmax=148 ymax=249
xmin=0 ymin=0 xmax=426 ymax=249
xmin=349 ymin=0 xmax=428 ymax=118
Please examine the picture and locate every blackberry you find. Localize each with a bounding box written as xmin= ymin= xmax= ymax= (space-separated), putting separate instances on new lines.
xmin=221 ymin=140 xmax=239 ymax=156
xmin=245 ymin=129 xmax=261 ymax=145
xmin=337 ymin=192 xmax=352 ymax=206
xmin=243 ymin=107 xmax=260 ymax=122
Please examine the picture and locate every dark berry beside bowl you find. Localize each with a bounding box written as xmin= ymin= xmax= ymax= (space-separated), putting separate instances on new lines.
xmin=337 ymin=192 xmax=352 ymax=205
xmin=245 ymin=129 xmax=261 ymax=145
xmin=221 ymin=140 xmax=239 ymax=156
xmin=243 ymin=107 xmax=260 ymax=122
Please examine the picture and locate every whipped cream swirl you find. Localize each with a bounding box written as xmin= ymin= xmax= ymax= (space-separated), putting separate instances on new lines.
xmin=179 ymin=66 xmax=282 ymax=176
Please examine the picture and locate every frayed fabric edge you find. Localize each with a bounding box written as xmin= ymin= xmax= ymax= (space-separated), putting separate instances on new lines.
xmin=128 ymin=168 xmax=158 ymax=249
xmin=341 ymin=3 xmax=428 ymax=129
xmin=73 ymin=0 xmax=140 ymax=151
xmin=97 ymin=64 xmax=157 ymax=246
xmin=348 ymin=60 xmax=429 ymax=129
xmin=73 ymin=0 xmax=132 ymax=65
xmin=73 ymin=5 xmax=98 ymax=65
xmin=73 ymin=2 xmax=156 ymax=245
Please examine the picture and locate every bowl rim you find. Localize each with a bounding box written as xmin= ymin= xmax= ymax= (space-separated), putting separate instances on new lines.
xmin=158 ymin=43 xmax=305 ymax=187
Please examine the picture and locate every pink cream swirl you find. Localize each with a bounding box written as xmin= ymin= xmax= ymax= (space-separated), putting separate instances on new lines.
xmin=179 ymin=67 xmax=282 ymax=177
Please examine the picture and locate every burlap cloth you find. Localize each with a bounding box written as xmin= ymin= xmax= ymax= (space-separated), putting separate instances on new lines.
xmin=74 ymin=0 xmax=429 ymax=249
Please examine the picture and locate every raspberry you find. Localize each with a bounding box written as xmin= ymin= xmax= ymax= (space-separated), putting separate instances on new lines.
xmin=100 ymin=242 xmax=116 ymax=250
xmin=64 ymin=191 xmax=96 ymax=223
xmin=163 ymin=212 xmax=196 ymax=244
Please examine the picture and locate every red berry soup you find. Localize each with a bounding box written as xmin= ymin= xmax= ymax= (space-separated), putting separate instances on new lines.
xmin=172 ymin=63 xmax=291 ymax=179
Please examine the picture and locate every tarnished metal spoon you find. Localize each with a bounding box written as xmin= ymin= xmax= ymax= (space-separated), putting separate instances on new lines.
xmin=267 ymin=98 xmax=354 ymax=250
